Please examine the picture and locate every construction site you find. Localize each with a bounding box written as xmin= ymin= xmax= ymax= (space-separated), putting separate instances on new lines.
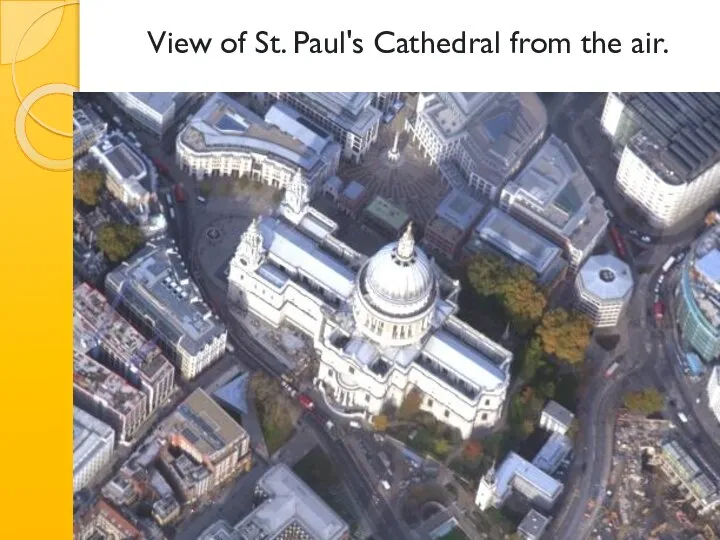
xmin=587 ymin=412 xmax=720 ymax=540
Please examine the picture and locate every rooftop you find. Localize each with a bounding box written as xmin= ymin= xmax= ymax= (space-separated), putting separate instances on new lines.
xmin=434 ymin=189 xmax=486 ymax=232
xmin=179 ymin=93 xmax=333 ymax=177
xmin=73 ymin=350 xmax=146 ymax=416
xmin=661 ymin=439 xmax=720 ymax=504
xmin=364 ymin=196 xmax=410 ymax=232
xmin=92 ymin=132 xmax=149 ymax=187
xmin=233 ymin=464 xmax=349 ymax=540
xmin=532 ymin=432 xmax=573 ymax=475
xmin=105 ymin=238 xmax=226 ymax=357
xmin=577 ymin=253 xmax=634 ymax=300
xmin=74 ymin=283 xmax=174 ymax=381
xmin=162 ymin=388 xmax=248 ymax=459
xmin=518 ymin=509 xmax=551 ymax=538
xmin=74 ymin=406 xmax=115 ymax=476
xmin=116 ymin=92 xmax=189 ymax=115
xmin=682 ymin=225 xmax=720 ymax=329
xmin=291 ymin=92 xmax=382 ymax=135
xmin=470 ymin=208 xmax=563 ymax=275
xmin=541 ymin=400 xmax=575 ymax=428
xmin=496 ymin=451 xmax=564 ymax=501
xmin=341 ymin=180 xmax=366 ymax=202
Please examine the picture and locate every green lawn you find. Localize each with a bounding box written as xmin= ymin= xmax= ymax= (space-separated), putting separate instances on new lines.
xmin=439 ymin=528 xmax=469 ymax=540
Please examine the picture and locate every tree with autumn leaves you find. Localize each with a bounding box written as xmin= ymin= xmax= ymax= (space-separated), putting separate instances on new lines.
xmin=74 ymin=169 xmax=105 ymax=206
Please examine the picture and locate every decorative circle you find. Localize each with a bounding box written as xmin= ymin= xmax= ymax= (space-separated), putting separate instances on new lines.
xmin=15 ymin=83 xmax=76 ymax=171
xmin=206 ymin=227 xmax=222 ymax=241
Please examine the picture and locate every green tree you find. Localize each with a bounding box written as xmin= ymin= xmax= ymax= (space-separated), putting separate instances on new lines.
xmin=74 ymin=169 xmax=105 ymax=206
xmin=517 ymin=337 xmax=546 ymax=380
xmin=499 ymin=266 xmax=547 ymax=331
xmin=623 ymin=389 xmax=664 ymax=415
xmin=96 ymin=223 xmax=144 ymax=262
xmin=466 ymin=254 xmax=507 ymax=297
xmin=537 ymin=308 xmax=592 ymax=364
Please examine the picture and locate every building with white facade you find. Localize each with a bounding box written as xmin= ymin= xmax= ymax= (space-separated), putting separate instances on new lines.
xmin=74 ymin=406 xmax=115 ymax=493
xmin=373 ymin=91 xmax=402 ymax=114
xmin=109 ymin=92 xmax=199 ymax=137
xmin=228 ymin=190 xmax=514 ymax=439
xmin=500 ymin=134 xmax=609 ymax=267
xmin=539 ymin=400 xmax=575 ymax=436
xmin=408 ymin=92 xmax=547 ymax=200
xmin=265 ymin=92 xmax=381 ymax=163
xmin=105 ymin=238 xmax=227 ymax=380
xmin=601 ymin=92 xmax=720 ymax=228
xmin=74 ymin=106 xmax=107 ymax=157
xmin=198 ymin=464 xmax=350 ymax=540
xmin=517 ymin=509 xmax=551 ymax=540
xmin=708 ymin=366 xmax=720 ymax=424
xmin=176 ymin=93 xmax=340 ymax=195
xmin=676 ymin=225 xmax=720 ymax=363
xmin=475 ymin=452 xmax=563 ymax=512
xmin=575 ymin=253 xmax=633 ymax=328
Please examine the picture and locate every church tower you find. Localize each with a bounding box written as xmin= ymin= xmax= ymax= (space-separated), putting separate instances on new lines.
xmin=475 ymin=463 xmax=498 ymax=511
xmin=232 ymin=218 xmax=265 ymax=271
xmin=280 ymin=169 xmax=310 ymax=223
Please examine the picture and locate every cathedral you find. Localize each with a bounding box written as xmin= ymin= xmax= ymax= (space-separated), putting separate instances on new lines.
xmin=228 ymin=173 xmax=513 ymax=438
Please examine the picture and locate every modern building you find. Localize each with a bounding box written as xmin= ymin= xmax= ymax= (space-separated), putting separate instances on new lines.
xmin=464 ymin=208 xmax=568 ymax=288
xmin=176 ymin=94 xmax=340 ymax=195
xmin=109 ymin=92 xmax=199 ymax=137
xmin=157 ymin=389 xmax=251 ymax=504
xmin=74 ymin=499 xmax=142 ymax=540
xmin=74 ymin=406 xmax=115 ymax=493
xmin=601 ymin=92 xmax=720 ymax=228
xmin=423 ymin=189 xmax=486 ymax=261
xmin=198 ymin=464 xmax=350 ymax=540
xmin=475 ymin=452 xmax=564 ymax=512
xmin=105 ymin=238 xmax=228 ymax=380
xmin=408 ymin=92 xmax=547 ymax=199
xmin=74 ymin=106 xmax=107 ymax=157
xmin=575 ymin=253 xmax=633 ymax=328
xmin=517 ymin=509 xmax=551 ymax=540
xmin=265 ymin=92 xmax=382 ymax=163
xmin=362 ymin=195 xmax=411 ymax=238
xmin=500 ymin=134 xmax=609 ymax=267
xmin=373 ymin=92 xmax=402 ymax=114
xmin=74 ymin=283 xmax=175 ymax=414
xmin=73 ymin=351 xmax=147 ymax=443
xmin=539 ymin=400 xmax=575 ymax=436
xmin=228 ymin=191 xmax=514 ymax=438
xmin=658 ymin=439 xmax=720 ymax=515
xmin=337 ymin=180 xmax=369 ymax=218
xmin=676 ymin=225 xmax=720 ymax=363
xmin=707 ymin=366 xmax=720 ymax=424
xmin=532 ymin=432 xmax=573 ymax=475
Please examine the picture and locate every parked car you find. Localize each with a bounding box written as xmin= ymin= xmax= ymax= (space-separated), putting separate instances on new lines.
xmin=641 ymin=235 xmax=652 ymax=243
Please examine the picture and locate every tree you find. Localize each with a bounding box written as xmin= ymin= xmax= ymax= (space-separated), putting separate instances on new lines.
xmin=516 ymin=337 xmax=546 ymax=381
xmin=499 ymin=266 xmax=547 ymax=331
xmin=623 ymin=389 xmax=664 ymax=415
xmin=398 ymin=387 xmax=423 ymax=421
xmin=372 ymin=414 xmax=389 ymax=432
xmin=462 ymin=440 xmax=483 ymax=461
xmin=96 ymin=223 xmax=144 ymax=262
xmin=537 ymin=308 xmax=592 ymax=365
xmin=74 ymin=169 xmax=105 ymax=206
xmin=466 ymin=254 xmax=507 ymax=297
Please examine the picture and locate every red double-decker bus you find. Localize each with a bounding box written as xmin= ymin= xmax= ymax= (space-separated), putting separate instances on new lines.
xmin=174 ymin=184 xmax=186 ymax=203
xmin=609 ymin=226 xmax=626 ymax=259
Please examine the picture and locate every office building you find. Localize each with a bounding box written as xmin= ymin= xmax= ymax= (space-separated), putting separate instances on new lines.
xmin=74 ymin=499 xmax=142 ymax=540
xmin=74 ymin=106 xmax=107 ymax=157
xmin=707 ymin=366 xmax=720 ymax=424
xmin=532 ymin=432 xmax=573 ymax=475
xmin=362 ymin=195 xmax=411 ymax=238
xmin=423 ymin=189 xmax=486 ymax=261
xmin=500 ymin=134 xmax=609 ymax=267
xmin=105 ymin=238 xmax=228 ymax=380
xmin=199 ymin=464 xmax=350 ymax=540
xmin=373 ymin=92 xmax=401 ymax=114
xmin=74 ymin=283 xmax=175 ymax=413
xmin=601 ymin=92 xmax=720 ymax=227
xmin=408 ymin=92 xmax=547 ymax=199
xmin=109 ymin=92 xmax=199 ymax=137
xmin=539 ymin=400 xmax=575 ymax=436
xmin=517 ymin=509 xmax=551 ymax=540
xmin=475 ymin=452 xmax=563 ymax=512
xmin=464 ymin=208 xmax=568 ymax=288
xmin=337 ymin=180 xmax=369 ymax=218
xmin=228 ymin=190 xmax=514 ymax=439
xmin=73 ymin=351 xmax=147 ymax=443
xmin=266 ymin=92 xmax=381 ymax=163
xmin=157 ymin=389 xmax=251 ymax=503
xmin=177 ymin=94 xmax=340 ymax=195
xmin=659 ymin=439 xmax=720 ymax=515
xmin=74 ymin=406 xmax=115 ymax=493
xmin=575 ymin=254 xmax=633 ymax=328
xmin=676 ymin=225 xmax=720 ymax=363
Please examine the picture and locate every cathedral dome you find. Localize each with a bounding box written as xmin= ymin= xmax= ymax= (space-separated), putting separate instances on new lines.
xmin=357 ymin=223 xmax=437 ymax=318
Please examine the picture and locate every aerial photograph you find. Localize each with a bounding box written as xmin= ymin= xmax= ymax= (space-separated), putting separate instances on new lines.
xmin=72 ymin=92 xmax=720 ymax=540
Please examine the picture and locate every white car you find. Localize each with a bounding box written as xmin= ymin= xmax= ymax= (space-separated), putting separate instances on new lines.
xmin=348 ymin=420 xmax=361 ymax=429
xmin=380 ymin=480 xmax=391 ymax=491
xmin=641 ymin=235 xmax=652 ymax=243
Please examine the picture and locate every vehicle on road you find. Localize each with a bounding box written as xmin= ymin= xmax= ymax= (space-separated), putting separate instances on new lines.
xmin=382 ymin=112 xmax=395 ymax=124
xmin=380 ymin=479 xmax=391 ymax=491
xmin=677 ymin=412 xmax=688 ymax=423
xmin=226 ymin=342 xmax=235 ymax=353
xmin=298 ymin=394 xmax=315 ymax=410
xmin=676 ymin=250 xmax=687 ymax=263
xmin=128 ymin=131 xmax=137 ymax=140
xmin=153 ymin=157 xmax=170 ymax=175
xmin=641 ymin=235 xmax=652 ymax=244
xmin=605 ymin=362 xmax=620 ymax=378
xmin=112 ymin=115 xmax=122 ymax=126
xmin=165 ymin=193 xmax=172 ymax=205
xmin=630 ymin=229 xmax=639 ymax=237
xmin=174 ymin=184 xmax=186 ymax=203
xmin=169 ymin=207 xmax=175 ymax=219
xmin=392 ymin=101 xmax=405 ymax=113
xmin=325 ymin=419 xmax=335 ymax=431
xmin=197 ymin=196 xmax=207 ymax=204
xmin=654 ymin=301 xmax=665 ymax=321
xmin=609 ymin=226 xmax=626 ymax=259
xmin=662 ymin=256 xmax=676 ymax=273
xmin=348 ymin=420 xmax=361 ymax=429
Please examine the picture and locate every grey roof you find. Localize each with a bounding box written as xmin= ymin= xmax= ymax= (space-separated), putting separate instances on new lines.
xmin=532 ymin=432 xmax=573 ymax=475
xmin=264 ymin=101 xmax=337 ymax=156
xmin=212 ymin=372 xmax=250 ymax=415
xmin=114 ymin=92 xmax=189 ymax=115
xmin=105 ymin=238 xmax=226 ymax=357
xmin=495 ymin=452 xmax=564 ymax=502
xmin=695 ymin=249 xmax=720 ymax=284
xmin=342 ymin=180 xmax=366 ymax=201
xmin=662 ymin=439 xmax=720 ymax=503
xmin=434 ymin=189 xmax=485 ymax=232
xmin=518 ymin=509 xmax=551 ymax=538
xmin=577 ymin=254 xmax=634 ymax=300
xmin=614 ymin=92 xmax=720 ymax=184
xmin=542 ymin=400 xmax=575 ymax=427
xmin=298 ymin=92 xmax=381 ymax=134
xmin=74 ymin=406 xmax=115 ymax=478
xmin=472 ymin=208 xmax=562 ymax=274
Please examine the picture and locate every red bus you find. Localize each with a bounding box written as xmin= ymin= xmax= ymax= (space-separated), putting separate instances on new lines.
xmin=174 ymin=184 xmax=186 ymax=203
xmin=609 ymin=226 xmax=626 ymax=259
xmin=152 ymin=157 xmax=169 ymax=175
xmin=298 ymin=394 xmax=315 ymax=410
xmin=654 ymin=301 xmax=665 ymax=321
